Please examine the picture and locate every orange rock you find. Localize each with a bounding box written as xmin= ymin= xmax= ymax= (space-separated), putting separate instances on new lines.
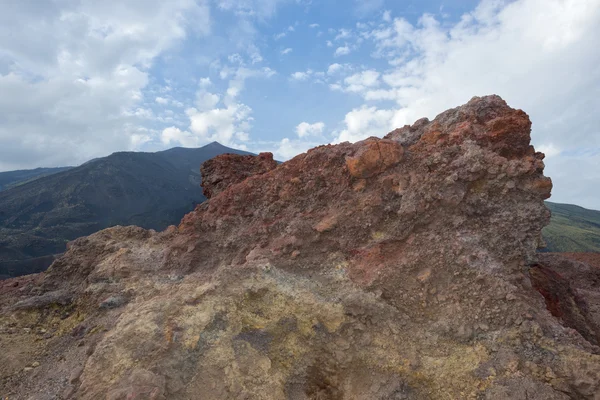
xmin=346 ymin=138 xmax=404 ymax=178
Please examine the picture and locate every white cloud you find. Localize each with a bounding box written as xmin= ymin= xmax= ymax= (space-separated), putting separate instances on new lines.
xmin=335 ymin=29 xmax=352 ymax=41
xmin=334 ymin=106 xmax=394 ymax=143
xmin=296 ymin=121 xmax=325 ymax=137
xmin=184 ymin=102 xmax=253 ymax=147
xmin=309 ymin=23 xmax=320 ymax=28
xmin=334 ymin=46 xmax=351 ymax=56
xmin=0 ymin=0 xmax=210 ymax=170
xmin=199 ymin=77 xmax=213 ymax=88
xmin=196 ymin=90 xmax=220 ymax=110
xmin=326 ymin=40 xmax=333 ymax=47
xmin=343 ymin=70 xmax=380 ymax=92
xmin=155 ymin=97 xmax=169 ymax=105
xmin=161 ymin=126 xmax=199 ymax=148
xmin=327 ymin=63 xmax=343 ymax=75
xmin=537 ymin=143 xmax=561 ymax=158
xmin=274 ymin=32 xmax=287 ymax=40
xmin=274 ymin=137 xmax=319 ymax=160
xmin=281 ymin=48 xmax=293 ymax=55
xmin=291 ymin=71 xmax=311 ymax=80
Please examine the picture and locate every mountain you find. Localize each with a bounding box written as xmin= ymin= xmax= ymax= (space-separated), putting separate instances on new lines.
xmin=0 ymin=167 xmax=73 ymax=191
xmin=2 ymin=96 xmax=600 ymax=399
xmin=0 ymin=142 xmax=251 ymax=278
xmin=542 ymin=201 xmax=600 ymax=252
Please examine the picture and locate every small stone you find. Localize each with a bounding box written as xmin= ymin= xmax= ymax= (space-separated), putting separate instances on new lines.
xmin=62 ymin=385 xmax=76 ymax=399
xmin=99 ymin=295 xmax=128 ymax=310
xmin=23 ymin=367 xmax=34 ymax=372
xmin=32 ymin=361 xmax=40 ymax=367
xmin=69 ymin=366 xmax=84 ymax=384
xmin=506 ymin=293 xmax=517 ymax=301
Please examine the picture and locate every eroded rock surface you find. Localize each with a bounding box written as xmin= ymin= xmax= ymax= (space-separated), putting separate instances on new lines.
xmin=2 ymin=95 xmax=600 ymax=399
xmin=200 ymin=152 xmax=278 ymax=199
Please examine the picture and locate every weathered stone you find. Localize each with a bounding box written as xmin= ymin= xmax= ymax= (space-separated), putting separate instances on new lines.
xmin=200 ymin=151 xmax=278 ymax=198
xmin=345 ymin=138 xmax=404 ymax=178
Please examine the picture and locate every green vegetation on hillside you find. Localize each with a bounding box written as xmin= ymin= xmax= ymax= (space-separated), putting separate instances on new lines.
xmin=542 ymin=201 xmax=600 ymax=252
xmin=0 ymin=142 xmax=252 ymax=278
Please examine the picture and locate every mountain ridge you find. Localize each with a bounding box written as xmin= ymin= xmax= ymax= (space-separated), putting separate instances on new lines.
xmin=0 ymin=142 xmax=252 ymax=278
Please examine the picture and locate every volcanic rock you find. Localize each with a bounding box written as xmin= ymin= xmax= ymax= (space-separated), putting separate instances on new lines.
xmin=1 ymin=95 xmax=600 ymax=399
xmin=200 ymin=152 xmax=278 ymax=199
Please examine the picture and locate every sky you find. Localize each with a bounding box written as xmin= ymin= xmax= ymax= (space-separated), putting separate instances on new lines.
xmin=0 ymin=0 xmax=599 ymax=209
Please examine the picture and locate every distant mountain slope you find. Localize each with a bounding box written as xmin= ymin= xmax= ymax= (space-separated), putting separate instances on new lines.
xmin=0 ymin=142 xmax=252 ymax=278
xmin=542 ymin=201 xmax=600 ymax=252
xmin=0 ymin=167 xmax=73 ymax=191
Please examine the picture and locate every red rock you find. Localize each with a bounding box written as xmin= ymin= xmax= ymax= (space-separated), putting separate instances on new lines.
xmin=200 ymin=152 xmax=277 ymax=199
xmin=345 ymin=138 xmax=404 ymax=178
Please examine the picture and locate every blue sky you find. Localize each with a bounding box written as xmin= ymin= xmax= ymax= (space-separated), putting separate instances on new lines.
xmin=1 ymin=0 xmax=599 ymax=208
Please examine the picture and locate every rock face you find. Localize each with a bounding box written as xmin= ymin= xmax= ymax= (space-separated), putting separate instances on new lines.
xmin=200 ymin=152 xmax=278 ymax=199
xmin=2 ymin=95 xmax=600 ymax=399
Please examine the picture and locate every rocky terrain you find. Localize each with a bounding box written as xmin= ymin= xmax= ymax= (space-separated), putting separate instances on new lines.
xmin=0 ymin=142 xmax=251 ymax=279
xmin=1 ymin=95 xmax=599 ymax=399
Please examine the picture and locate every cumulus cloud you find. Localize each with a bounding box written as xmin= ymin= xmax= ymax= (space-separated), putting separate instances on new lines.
xmin=343 ymin=70 xmax=380 ymax=92
xmin=335 ymin=106 xmax=394 ymax=143
xmin=334 ymin=46 xmax=351 ymax=56
xmin=184 ymin=102 xmax=253 ymax=146
xmin=332 ymin=0 xmax=600 ymax=208
xmin=327 ymin=63 xmax=343 ymax=75
xmin=290 ymin=70 xmax=312 ymax=80
xmin=281 ymin=48 xmax=293 ymax=55
xmin=274 ymin=137 xmax=319 ymax=160
xmin=296 ymin=122 xmax=325 ymax=137
xmin=0 ymin=0 xmax=210 ymax=170
xmin=161 ymin=126 xmax=199 ymax=148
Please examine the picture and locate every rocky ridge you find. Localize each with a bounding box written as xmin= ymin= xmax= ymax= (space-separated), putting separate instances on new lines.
xmin=1 ymin=95 xmax=600 ymax=399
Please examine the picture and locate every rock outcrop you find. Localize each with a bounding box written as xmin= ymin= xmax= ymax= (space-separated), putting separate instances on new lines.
xmin=2 ymin=95 xmax=600 ymax=399
xmin=200 ymin=152 xmax=278 ymax=199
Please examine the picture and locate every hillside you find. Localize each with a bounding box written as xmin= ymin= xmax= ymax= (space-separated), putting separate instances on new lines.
xmin=0 ymin=142 xmax=251 ymax=278
xmin=542 ymin=201 xmax=600 ymax=252
xmin=0 ymin=167 xmax=73 ymax=191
